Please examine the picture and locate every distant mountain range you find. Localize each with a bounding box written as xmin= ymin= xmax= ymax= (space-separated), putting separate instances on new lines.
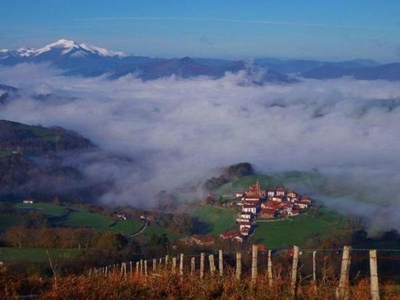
xmin=1 ymin=39 xmax=400 ymax=82
xmin=302 ymin=63 xmax=400 ymax=81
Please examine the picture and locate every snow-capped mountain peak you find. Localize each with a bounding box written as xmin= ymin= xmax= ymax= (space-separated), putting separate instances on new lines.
xmin=6 ymin=39 xmax=128 ymax=58
xmin=34 ymin=39 xmax=80 ymax=56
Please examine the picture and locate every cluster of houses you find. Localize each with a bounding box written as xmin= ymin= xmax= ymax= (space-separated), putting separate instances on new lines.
xmin=224 ymin=181 xmax=312 ymax=241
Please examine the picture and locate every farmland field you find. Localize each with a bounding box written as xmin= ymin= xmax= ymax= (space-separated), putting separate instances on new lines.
xmin=189 ymin=205 xmax=236 ymax=235
xmin=15 ymin=203 xmax=66 ymax=216
xmin=0 ymin=214 xmax=24 ymax=231
xmin=0 ymin=247 xmax=81 ymax=262
xmin=253 ymin=208 xmax=347 ymax=247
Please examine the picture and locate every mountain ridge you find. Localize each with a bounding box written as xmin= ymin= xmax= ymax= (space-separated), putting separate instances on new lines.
xmin=1 ymin=39 xmax=400 ymax=82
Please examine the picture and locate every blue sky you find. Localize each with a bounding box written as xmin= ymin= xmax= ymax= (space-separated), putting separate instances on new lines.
xmin=2 ymin=0 xmax=400 ymax=61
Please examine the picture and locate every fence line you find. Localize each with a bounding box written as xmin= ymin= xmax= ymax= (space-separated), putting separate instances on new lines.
xmin=90 ymin=245 xmax=387 ymax=299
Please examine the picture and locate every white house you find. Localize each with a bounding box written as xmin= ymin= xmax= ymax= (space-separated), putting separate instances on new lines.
xmin=276 ymin=187 xmax=286 ymax=196
xmin=242 ymin=203 xmax=257 ymax=214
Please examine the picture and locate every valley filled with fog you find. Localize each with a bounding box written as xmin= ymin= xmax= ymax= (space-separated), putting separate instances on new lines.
xmin=1 ymin=63 xmax=400 ymax=233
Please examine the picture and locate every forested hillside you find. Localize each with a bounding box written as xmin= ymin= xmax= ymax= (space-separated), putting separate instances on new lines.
xmin=0 ymin=120 xmax=94 ymax=199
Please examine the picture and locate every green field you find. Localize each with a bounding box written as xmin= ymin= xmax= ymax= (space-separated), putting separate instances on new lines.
xmin=62 ymin=210 xmax=141 ymax=233
xmin=111 ymin=219 xmax=143 ymax=234
xmin=253 ymin=208 xmax=347 ymax=247
xmin=1 ymin=203 xmax=143 ymax=235
xmin=189 ymin=205 xmax=236 ymax=235
xmin=215 ymin=173 xmax=321 ymax=198
xmin=142 ymin=225 xmax=182 ymax=241
xmin=0 ymin=214 xmax=24 ymax=231
xmin=15 ymin=203 xmax=67 ymax=216
xmin=0 ymin=247 xmax=81 ymax=262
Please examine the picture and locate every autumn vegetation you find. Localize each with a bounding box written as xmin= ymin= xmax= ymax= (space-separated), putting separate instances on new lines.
xmin=2 ymin=259 xmax=400 ymax=300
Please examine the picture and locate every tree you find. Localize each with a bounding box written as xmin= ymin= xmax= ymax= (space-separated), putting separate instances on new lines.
xmin=4 ymin=226 xmax=30 ymax=248
xmin=96 ymin=232 xmax=128 ymax=252
xmin=71 ymin=228 xmax=94 ymax=249
xmin=37 ymin=228 xmax=61 ymax=248
xmin=22 ymin=211 xmax=49 ymax=227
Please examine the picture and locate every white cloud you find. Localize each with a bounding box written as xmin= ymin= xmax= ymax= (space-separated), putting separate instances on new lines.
xmin=1 ymin=64 xmax=400 ymax=231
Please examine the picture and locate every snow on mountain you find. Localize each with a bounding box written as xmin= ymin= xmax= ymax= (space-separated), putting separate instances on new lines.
xmin=34 ymin=39 xmax=80 ymax=56
xmin=0 ymin=49 xmax=10 ymax=59
xmin=79 ymin=43 xmax=128 ymax=58
xmin=17 ymin=47 xmax=38 ymax=57
xmin=4 ymin=39 xmax=128 ymax=58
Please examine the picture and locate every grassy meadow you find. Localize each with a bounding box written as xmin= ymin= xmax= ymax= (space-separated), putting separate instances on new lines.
xmin=253 ymin=209 xmax=347 ymax=247
xmin=0 ymin=247 xmax=81 ymax=262
xmin=189 ymin=205 xmax=236 ymax=235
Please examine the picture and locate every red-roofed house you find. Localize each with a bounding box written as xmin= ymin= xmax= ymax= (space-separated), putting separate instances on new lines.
xmin=271 ymin=195 xmax=285 ymax=202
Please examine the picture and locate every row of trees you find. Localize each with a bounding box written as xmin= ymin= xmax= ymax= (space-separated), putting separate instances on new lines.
xmin=1 ymin=226 xmax=130 ymax=250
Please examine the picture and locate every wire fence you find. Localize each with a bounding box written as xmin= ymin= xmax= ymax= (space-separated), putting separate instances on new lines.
xmin=88 ymin=245 xmax=400 ymax=299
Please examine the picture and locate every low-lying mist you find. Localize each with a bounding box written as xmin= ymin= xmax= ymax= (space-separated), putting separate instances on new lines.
xmin=1 ymin=63 xmax=400 ymax=233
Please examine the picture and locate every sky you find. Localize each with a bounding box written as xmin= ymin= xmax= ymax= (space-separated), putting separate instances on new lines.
xmin=2 ymin=0 xmax=400 ymax=61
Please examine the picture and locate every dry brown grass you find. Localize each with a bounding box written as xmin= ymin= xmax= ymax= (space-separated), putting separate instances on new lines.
xmin=2 ymin=264 xmax=400 ymax=299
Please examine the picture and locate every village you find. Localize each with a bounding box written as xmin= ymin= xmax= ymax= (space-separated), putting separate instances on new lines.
xmin=219 ymin=181 xmax=312 ymax=243
xmin=181 ymin=181 xmax=313 ymax=246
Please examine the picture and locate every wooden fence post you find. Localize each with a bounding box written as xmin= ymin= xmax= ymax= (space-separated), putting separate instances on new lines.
xmin=200 ymin=253 xmax=205 ymax=279
xmin=370 ymin=249 xmax=380 ymax=300
xmin=120 ymin=262 xmax=126 ymax=278
xmin=251 ymin=245 xmax=258 ymax=284
xmin=144 ymin=260 xmax=148 ymax=277
xmin=172 ymin=257 xmax=177 ymax=273
xmin=209 ymin=254 xmax=215 ymax=274
xmin=291 ymin=245 xmax=300 ymax=296
xmin=267 ymin=249 xmax=273 ymax=287
xmin=165 ymin=255 xmax=169 ymax=267
xmin=313 ymin=251 xmax=317 ymax=282
xmin=136 ymin=261 xmax=139 ymax=275
xmin=219 ymin=250 xmax=223 ymax=276
xmin=191 ymin=257 xmax=195 ymax=276
xmin=153 ymin=258 xmax=156 ymax=272
xmin=140 ymin=259 xmax=143 ymax=276
xmin=180 ymin=253 xmax=184 ymax=276
xmin=236 ymin=252 xmax=242 ymax=280
xmin=129 ymin=261 xmax=133 ymax=274
xmin=337 ymin=246 xmax=351 ymax=300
